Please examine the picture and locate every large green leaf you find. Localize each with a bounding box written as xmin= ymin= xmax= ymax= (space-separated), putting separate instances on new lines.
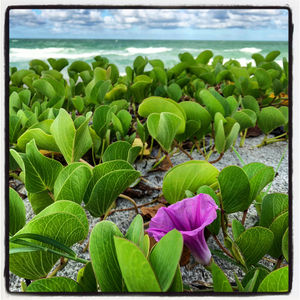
xmin=17 ymin=128 xmax=60 ymax=152
xmin=26 ymin=277 xmax=83 ymax=292
xmin=268 ymin=211 xmax=289 ymax=258
xmin=231 ymin=219 xmax=245 ymax=240
xmin=9 ymin=115 xmax=22 ymax=143
xmin=163 ymin=160 xmax=219 ymax=204
xmin=243 ymin=163 xmax=275 ymax=202
xmin=10 ymin=139 xmax=63 ymax=193
xmin=232 ymin=109 xmax=257 ymax=131
xmin=85 ymin=167 xmax=140 ymax=217
xmin=89 ymin=221 xmax=123 ymax=292
xmin=147 ymin=112 xmax=182 ymax=152
xmin=149 ymin=229 xmax=183 ymax=291
xmin=28 ymin=190 xmax=54 ymax=214
xmin=242 ymin=95 xmax=260 ymax=114
xmin=199 ymin=89 xmax=225 ymax=118
xmin=10 ymin=201 xmax=89 ymax=279
xmin=218 ymin=166 xmax=251 ymax=213
xmin=235 ymin=227 xmax=274 ymax=267
xmin=125 ymin=214 xmax=144 ymax=251
xmin=211 ymin=262 xmax=233 ymax=292
xmin=242 ymin=267 xmax=269 ymax=292
xmin=255 ymin=68 xmax=272 ymax=90
xmin=168 ymin=265 xmax=183 ymax=292
xmin=50 ymin=109 xmax=92 ymax=163
xmin=260 ymin=193 xmax=288 ymax=228
xmin=77 ymin=262 xmax=98 ymax=292
xmin=257 ymin=267 xmax=289 ymax=292
xmin=257 ymin=107 xmax=287 ymax=134
xmin=138 ymin=96 xmax=186 ymax=134
xmin=114 ymin=237 xmax=161 ymax=292
xmin=54 ymin=162 xmax=93 ymax=204
xmin=9 ymin=187 xmax=26 ymax=235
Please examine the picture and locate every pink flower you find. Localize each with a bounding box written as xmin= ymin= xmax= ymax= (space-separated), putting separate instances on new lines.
xmin=147 ymin=194 xmax=218 ymax=265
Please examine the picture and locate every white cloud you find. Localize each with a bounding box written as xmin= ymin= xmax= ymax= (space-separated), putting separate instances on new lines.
xmin=9 ymin=8 xmax=288 ymax=33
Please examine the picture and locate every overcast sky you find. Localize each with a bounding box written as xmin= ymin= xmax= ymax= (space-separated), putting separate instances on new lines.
xmin=9 ymin=8 xmax=289 ymax=41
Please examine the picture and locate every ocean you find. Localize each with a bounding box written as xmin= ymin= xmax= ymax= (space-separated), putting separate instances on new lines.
xmin=9 ymin=39 xmax=288 ymax=75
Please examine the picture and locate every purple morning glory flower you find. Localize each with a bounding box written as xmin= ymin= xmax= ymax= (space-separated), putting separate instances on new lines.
xmin=147 ymin=194 xmax=219 ymax=265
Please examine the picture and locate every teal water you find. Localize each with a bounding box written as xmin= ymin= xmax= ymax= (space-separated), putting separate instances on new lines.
xmin=9 ymin=39 xmax=288 ymax=74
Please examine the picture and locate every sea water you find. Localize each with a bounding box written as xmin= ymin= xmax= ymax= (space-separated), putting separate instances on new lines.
xmin=9 ymin=39 xmax=288 ymax=74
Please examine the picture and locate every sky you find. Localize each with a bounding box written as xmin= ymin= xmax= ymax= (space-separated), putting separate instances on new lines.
xmin=9 ymin=8 xmax=289 ymax=41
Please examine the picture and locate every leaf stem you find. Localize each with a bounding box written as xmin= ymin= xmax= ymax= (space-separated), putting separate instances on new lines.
xmin=212 ymin=235 xmax=234 ymax=259
xmin=274 ymin=255 xmax=283 ymax=270
xmin=209 ymin=152 xmax=224 ymax=164
xmin=119 ymin=194 xmax=139 ymax=214
xmin=239 ymin=129 xmax=248 ymax=147
xmin=174 ymin=140 xmax=193 ymax=160
xmin=241 ymin=209 xmax=248 ymax=226
xmin=47 ymin=257 xmax=68 ymax=278
xmin=195 ymin=140 xmax=206 ymax=158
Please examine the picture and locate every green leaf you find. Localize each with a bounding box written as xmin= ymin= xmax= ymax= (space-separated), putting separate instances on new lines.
xmin=26 ymin=277 xmax=83 ymax=292
xmin=10 ymin=201 xmax=89 ymax=279
xmin=257 ymin=266 xmax=289 ymax=292
xmin=214 ymin=118 xmax=225 ymax=153
xmin=9 ymin=115 xmax=22 ymax=143
xmin=224 ymin=121 xmax=240 ymax=151
xmin=242 ymin=95 xmax=260 ymax=114
xmin=68 ymin=60 xmax=91 ymax=73
xmin=232 ymin=109 xmax=257 ymax=131
xmin=149 ymin=229 xmax=183 ymax=291
xmin=199 ymin=89 xmax=225 ymax=118
xmin=17 ymin=128 xmax=60 ymax=152
xmin=54 ymin=162 xmax=93 ymax=204
xmin=243 ymin=162 xmax=275 ymax=202
xmin=47 ymin=58 xmax=69 ymax=72
xmin=235 ymin=226 xmax=274 ymax=267
xmin=102 ymin=141 xmax=133 ymax=163
xmin=163 ymin=160 xmax=219 ymax=204
xmin=167 ymin=83 xmax=182 ymax=102
xmin=218 ymin=166 xmax=251 ymax=213
xmin=196 ymin=50 xmax=213 ymax=64
xmin=282 ymin=228 xmax=289 ymax=262
xmin=138 ymin=96 xmax=186 ymax=134
xmin=260 ymin=193 xmax=288 ymax=227
xmin=257 ymin=107 xmax=287 ymax=134
xmin=85 ymin=168 xmax=140 ymax=217
xmin=33 ymin=78 xmax=57 ymax=100
xmin=242 ymin=267 xmax=269 ymax=292
xmin=71 ymin=96 xmax=84 ymax=113
xmin=11 ymin=69 xmax=35 ymax=86
xmin=147 ymin=112 xmax=182 ymax=152
xmin=265 ymin=50 xmax=281 ymax=62
xmin=252 ymin=53 xmax=265 ymax=66
xmin=125 ymin=214 xmax=144 ymax=250
xmin=142 ymin=234 xmax=150 ymax=258
xmin=231 ymin=219 xmax=245 ymax=240
xmin=9 ymin=188 xmax=26 ymax=235
xmin=211 ymin=262 xmax=233 ymax=292
xmin=28 ymin=190 xmax=54 ymax=214
xmin=168 ymin=265 xmax=183 ymax=292
xmin=93 ymin=105 xmax=112 ymax=138
xmin=268 ymin=211 xmax=289 ymax=258
xmin=114 ymin=237 xmax=161 ymax=292
xmin=255 ymin=68 xmax=272 ymax=90
xmin=197 ymin=185 xmax=221 ymax=235
xmin=133 ymin=56 xmax=148 ymax=75
xmin=50 ymin=109 xmax=92 ymax=163
xmin=89 ymin=221 xmax=123 ymax=292
xmin=77 ymin=262 xmax=98 ymax=292
xmin=10 ymin=139 xmax=63 ymax=193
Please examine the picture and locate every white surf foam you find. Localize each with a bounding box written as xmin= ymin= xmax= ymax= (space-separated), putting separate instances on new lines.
xmin=125 ymin=47 xmax=172 ymax=55
xmin=240 ymin=47 xmax=262 ymax=54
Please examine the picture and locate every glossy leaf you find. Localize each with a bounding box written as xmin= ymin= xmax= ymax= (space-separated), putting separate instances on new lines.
xmin=10 ymin=201 xmax=89 ymax=279
xmin=218 ymin=166 xmax=251 ymax=213
xmin=54 ymin=162 xmax=93 ymax=204
xmin=125 ymin=214 xmax=144 ymax=250
xmin=147 ymin=112 xmax=182 ymax=152
xmin=282 ymin=228 xmax=289 ymax=262
xmin=235 ymin=226 xmax=274 ymax=267
xmin=211 ymin=262 xmax=233 ymax=292
xmin=89 ymin=221 xmax=123 ymax=292
xmin=28 ymin=190 xmax=54 ymax=214
xmin=114 ymin=237 xmax=161 ymax=292
xmin=26 ymin=277 xmax=83 ymax=292
xmin=163 ymin=160 xmax=219 ymax=204
xmin=257 ymin=107 xmax=287 ymax=134
xmin=242 ymin=267 xmax=269 ymax=292
xmin=50 ymin=109 xmax=92 ymax=164
xmin=9 ymin=187 xmax=26 ymax=235
xmin=199 ymin=89 xmax=225 ymax=118
xmin=257 ymin=267 xmax=289 ymax=292
xmin=260 ymin=193 xmax=288 ymax=228
xmin=268 ymin=211 xmax=289 ymax=258
xmin=10 ymin=139 xmax=63 ymax=193
xmin=77 ymin=262 xmax=98 ymax=292
xmin=232 ymin=109 xmax=257 ymax=131
xmin=231 ymin=219 xmax=245 ymax=240
xmin=149 ymin=229 xmax=183 ymax=291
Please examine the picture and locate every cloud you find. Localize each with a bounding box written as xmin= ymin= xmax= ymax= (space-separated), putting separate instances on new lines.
xmin=9 ymin=8 xmax=288 ymax=34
